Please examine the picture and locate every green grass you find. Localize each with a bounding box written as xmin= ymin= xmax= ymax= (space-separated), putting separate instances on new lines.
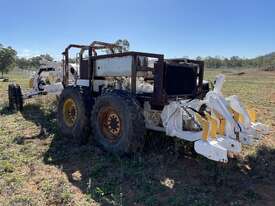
xmin=0 ymin=69 xmax=275 ymax=205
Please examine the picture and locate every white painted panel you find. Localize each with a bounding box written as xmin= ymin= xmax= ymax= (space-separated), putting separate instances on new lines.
xmin=76 ymin=79 xmax=89 ymax=87
xmin=95 ymin=56 xmax=132 ymax=76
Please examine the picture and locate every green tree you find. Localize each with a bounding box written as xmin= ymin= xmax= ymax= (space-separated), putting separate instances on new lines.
xmin=114 ymin=39 xmax=130 ymax=53
xmin=196 ymin=56 xmax=203 ymax=61
xmin=0 ymin=44 xmax=17 ymax=77
xmin=230 ymin=56 xmax=242 ymax=67
xmin=104 ymin=39 xmax=130 ymax=54
xmin=16 ymin=53 xmax=54 ymax=70
xmin=29 ymin=54 xmax=54 ymax=68
xmin=16 ymin=57 xmax=31 ymax=70
xmin=39 ymin=54 xmax=54 ymax=61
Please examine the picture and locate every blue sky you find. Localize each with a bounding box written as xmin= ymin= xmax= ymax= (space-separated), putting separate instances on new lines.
xmin=1 ymin=0 xmax=275 ymax=59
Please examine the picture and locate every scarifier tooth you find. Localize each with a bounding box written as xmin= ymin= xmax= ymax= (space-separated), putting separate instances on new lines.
xmin=214 ymin=111 xmax=226 ymax=135
xmin=195 ymin=114 xmax=209 ymax=141
xmin=205 ymin=113 xmax=218 ymax=139
xmin=247 ymin=109 xmax=257 ymax=122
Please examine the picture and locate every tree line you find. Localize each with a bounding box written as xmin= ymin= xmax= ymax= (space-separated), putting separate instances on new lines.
xmin=0 ymin=43 xmax=55 ymax=77
xmin=16 ymin=54 xmax=53 ymax=70
xmin=0 ymin=44 xmax=17 ymax=77
xmin=1 ymin=41 xmax=275 ymax=77
xmin=16 ymin=53 xmax=275 ymax=70
xmin=199 ymin=53 xmax=275 ymax=69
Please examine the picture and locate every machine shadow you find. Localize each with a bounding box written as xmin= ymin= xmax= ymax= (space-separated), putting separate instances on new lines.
xmin=0 ymin=104 xmax=16 ymax=116
xmin=44 ymin=135 xmax=275 ymax=205
xmin=19 ymin=103 xmax=275 ymax=205
xmin=19 ymin=103 xmax=58 ymax=140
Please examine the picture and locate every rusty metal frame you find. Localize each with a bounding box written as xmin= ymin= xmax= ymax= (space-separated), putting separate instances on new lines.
xmin=61 ymin=41 xmax=205 ymax=109
xmin=91 ymin=52 xmax=164 ymax=97
xmin=151 ymin=57 xmax=166 ymax=108
xmin=62 ymin=41 xmax=122 ymax=86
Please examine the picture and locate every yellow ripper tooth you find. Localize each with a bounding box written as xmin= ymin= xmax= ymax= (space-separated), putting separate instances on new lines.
xmin=196 ymin=114 xmax=209 ymax=141
xmin=214 ymin=112 xmax=226 ymax=136
xmin=228 ymin=106 xmax=257 ymax=123
xmin=205 ymin=113 xmax=218 ymax=139
xmin=228 ymin=107 xmax=241 ymax=122
xmin=239 ymin=114 xmax=244 ymax=124
xmin=248 ymin=109 xmax=256 ymax=122
xmin=233 ymin=110 xmax=240 ymax=122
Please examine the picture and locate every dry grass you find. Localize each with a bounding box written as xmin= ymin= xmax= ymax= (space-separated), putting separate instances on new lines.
xmin=0 ymin=69 xmax=275 ymax=206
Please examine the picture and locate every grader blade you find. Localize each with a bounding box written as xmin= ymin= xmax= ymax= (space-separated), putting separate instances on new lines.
xmin=194 ymin=139 xmax=228 ymax=163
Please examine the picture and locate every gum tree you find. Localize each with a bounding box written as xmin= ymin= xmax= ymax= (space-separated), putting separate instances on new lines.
xmin=0 ymin=44 xmax=17 ymax=78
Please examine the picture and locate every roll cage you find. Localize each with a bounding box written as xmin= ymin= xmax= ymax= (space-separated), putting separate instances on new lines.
xmin=62 ymin=41 xmax=205 ymax=109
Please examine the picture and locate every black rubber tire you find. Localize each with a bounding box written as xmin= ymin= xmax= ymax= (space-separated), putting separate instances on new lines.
xmin=8 ymin=84 xmax=23 ymax=111
xmin=38 ymin=80 xmax=46 ymax=91
xmin=57 ymin=87 xmax=91 ymax=144
xmin=8 ymin=84 xmax=16 ymax=109
xmin=91 ymin=90 xmax=146 ymax=154
xmin=15 ymin=85 xmax=23 ymax=111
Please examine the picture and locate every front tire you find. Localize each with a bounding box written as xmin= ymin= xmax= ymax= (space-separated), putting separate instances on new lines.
xmin=91 ymin=91 xmax=146 ymax=154
xmin=57 ymin=87 xmax=91 ymax=144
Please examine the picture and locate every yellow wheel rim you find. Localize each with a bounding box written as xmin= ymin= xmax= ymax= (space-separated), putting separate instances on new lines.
xmin=63 ymin=98 xmax=77 ymax=127
xmin=99 ymin=107 xmax=122 ymax=143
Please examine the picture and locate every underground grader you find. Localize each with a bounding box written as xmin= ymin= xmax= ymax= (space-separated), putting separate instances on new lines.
xmin=9 ymin=41 xmax=268 ymax=162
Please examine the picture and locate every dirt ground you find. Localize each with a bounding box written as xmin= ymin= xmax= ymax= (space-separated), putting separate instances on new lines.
xmin=0 ymin=69 xmax=275 ymax=206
